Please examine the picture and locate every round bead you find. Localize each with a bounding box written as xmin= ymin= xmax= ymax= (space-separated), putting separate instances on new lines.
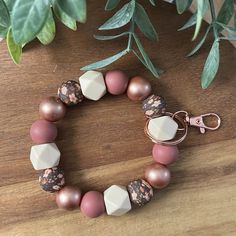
xmin=142 ymin=94 xmax=166 ymax=118
xmin=30 ymin=120 xmax=57 ymax=144
xmin=39 ymin=167 xmax=65 ymax=192
xmin=105 ymin=70 xmax=129 ymax=95
xmin=80 ymin=191 xmax=105 ymax=218
xmin=39 ymin=96 xmax=66 ymax=122
xmin=144 ymin=163 xmax=171 ymax=189
xmin=58 ymin=80 xmax=84 ymax=106
xmin=56 ymin=186 xmax=82 ymax=210
xmin=152 ymin=144 xmax=179 ymax=165
xmin=127 ymin=179 xmax=153 ymax=206
xmin=127 ymin=76 xmax=151 ymax=101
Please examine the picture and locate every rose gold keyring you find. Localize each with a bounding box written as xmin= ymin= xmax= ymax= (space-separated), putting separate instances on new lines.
xmin=144 ymin=112 xmax=188 ymax=145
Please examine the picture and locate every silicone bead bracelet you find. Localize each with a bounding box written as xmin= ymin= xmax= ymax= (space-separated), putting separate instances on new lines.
xmin=29 ymin=70 xmax=220 ymax=218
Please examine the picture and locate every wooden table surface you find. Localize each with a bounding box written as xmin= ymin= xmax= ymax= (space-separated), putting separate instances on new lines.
xmin=0 ymin=1 xmax=236 ymax=236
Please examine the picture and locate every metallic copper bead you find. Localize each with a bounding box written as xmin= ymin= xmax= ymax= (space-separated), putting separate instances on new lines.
xmin=144 ymin=163 xmax=171 ymax=189
xmin=127 ymin=76 xmax=152 ymax=101
xmin=39 ymin=96 xmax=66 ymax=122
xmin=56 ymin=186 xmax=82 ymax=210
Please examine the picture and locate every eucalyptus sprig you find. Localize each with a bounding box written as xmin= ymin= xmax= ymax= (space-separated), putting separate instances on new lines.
xmin=0 ymin=0 xmax=236 ymax=89
xmin=0 ymin=0 xmax=87 ymax=63
xmin=81 ymin=0 xmax=162 ymax=78
xmin=177 ymin=0 xmax=236 ymax=88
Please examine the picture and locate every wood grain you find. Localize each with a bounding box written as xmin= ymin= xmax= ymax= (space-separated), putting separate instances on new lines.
xmin=0 ymin=1 xmax=236 ymax=235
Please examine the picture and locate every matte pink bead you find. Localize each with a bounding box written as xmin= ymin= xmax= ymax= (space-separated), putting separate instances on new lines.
xmin=152 ymin=144 xmax=179 ymax=165
xmin=80 ymin=191 xmax=105 ymax=218
xmin=30 ymin=120 xmax=57 ymax=144
xmin=105 ymin=70 xmax=129 ymax=95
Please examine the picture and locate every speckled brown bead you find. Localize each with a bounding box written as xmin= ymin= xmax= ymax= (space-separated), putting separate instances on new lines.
xmin=39 ymin=167 xmax=65 ymax=192
xmin=127 ymin=179 xmax=153 ymax=207
xmin=142 ymin=94 xmax=166 ymax=118
xmin=58 ymin=80 xmax=84 ymax=106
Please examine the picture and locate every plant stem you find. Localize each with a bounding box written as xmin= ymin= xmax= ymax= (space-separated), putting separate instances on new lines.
xmin=127 ymin=18 xmax=135 ymax=52
xmin=209 ymin=0 xmax=218 ymax=39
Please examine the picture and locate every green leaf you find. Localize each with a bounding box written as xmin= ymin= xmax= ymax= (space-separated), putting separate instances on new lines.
xmin=201 ymin=40 xmax=220 ymax=89
xmin=220 ymin=36 xmax=236 ymax=40
xmin=94 ymin=32 xmax=129 ymax=41
xmin=12 ymin=0 xmax=50 ymax=44
xmin=56 ymin=0 xmax=86 ymax=23
xmin=149 ymin=0 xmax=156 ymax=6
xmin=133 ymin=33 xmax=160 ymax=78
xmin=81 ymin=50 xmax=127 ymax=70
xmin=216 ymin=22 xmax=236 ymax=37
xmin=4 ymin=0 xmax=16 ymax=12
xmin=176 ymin=0 xmax=192 ymax=14
xmin=187 ymin=25 xmax=211 ymax=57
xmin=53 ymin=1 xmax=77 ymax=31
xmin=234 ymin=11 xmax=236 ymax=28
xmin=132 ymin=49 xmax=163 ymax=76
xmin=134 ymin=3 xmax=158 ymax=41
xmin=7 ymin=29 xmax=22 ymax=64
xmin=0 ymin=24 xmax=8 ymax=38
xmin=0 ymin=0 xmax=10 ymax=27
xmin=178 ymin=12 xmax=196 ymax=31
xmin=192 ymin=0 xmax=208 ymax=40
xmin=37 ymin=9 xmax=56 ymax=45
xmin=99 ymin=0 xmax=136 ymax=30
xmin=216 ymin=0 xmax=234 ymax=32
xmin=105 ymin=0 xmax=120 ymax=10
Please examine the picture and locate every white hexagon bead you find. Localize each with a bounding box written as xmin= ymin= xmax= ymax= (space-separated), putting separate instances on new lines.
xmin=148 ymin=116 xmax=178 ymax=141
xmin=79 ymin=71 xmax=106 ymax=101
xmin=30 ymin=143 xmax=60 ymax=170
xmin=104 ymin=185 xmax=131 ymax=216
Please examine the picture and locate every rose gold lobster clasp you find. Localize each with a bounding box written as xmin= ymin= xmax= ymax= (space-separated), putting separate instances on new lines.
xmin=185 ymin=113 xmax=221 ymax=134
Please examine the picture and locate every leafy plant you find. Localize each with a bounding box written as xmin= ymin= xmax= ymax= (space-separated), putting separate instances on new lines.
xmin=0 ymin=0 xmax=236 ymax=89
xmin=177 ymin=0 xmax=236 ymax=88
xmin=0 ymin=0 xmax=87 ymax=63
xmin=81 ymin=0 xmax=161 ymax=78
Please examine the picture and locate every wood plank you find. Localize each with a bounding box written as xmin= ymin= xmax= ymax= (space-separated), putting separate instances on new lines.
xmin=0 ymin=1 xmax=235 ymax=235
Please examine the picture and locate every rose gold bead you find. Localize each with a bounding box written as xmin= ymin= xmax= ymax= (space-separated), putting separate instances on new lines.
xmin=144 ymin=163 xmax=171 ymax=189
xmin=39 ymin=96 xmax=66 ymax=122
xmin=127 ymin=76 xmax=151 ymax=101
xmin=56 ymin=186 xmax=82 ymax=210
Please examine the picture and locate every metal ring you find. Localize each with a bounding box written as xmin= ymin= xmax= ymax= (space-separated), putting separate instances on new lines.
xmin=144 ymin=112 xmax=188 ymax=145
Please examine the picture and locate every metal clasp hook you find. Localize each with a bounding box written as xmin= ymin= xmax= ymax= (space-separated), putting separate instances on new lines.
xmin=186 ymin=113 xmax=221 ymax=134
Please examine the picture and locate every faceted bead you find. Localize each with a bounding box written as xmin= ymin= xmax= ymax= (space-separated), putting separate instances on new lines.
xmin=104 ymin=185 xmax=131 ymax=216
xmin=58 ymin=80 xmax=83 ymax=106
xmin=80 ymin=191 xmax=105 ymax=218
xmin=30 ymin=120 xmax=57 ymax=144
xmin=79 ymin=71 xmax=106 ymax=101
xmin=30 ymin=143 xmax=60 ymax=170
xmin=142 ymin=94 xmax=166 ymax=118
xmin=152 ymin=144 xmax=179 ymax=165
xmin=39 ymin=167 xmax=65 ymax=192
xmin=127 ymin=179 xmax=153 ymax=207
xmin=148 ymin=116 xmax=178 ymax=141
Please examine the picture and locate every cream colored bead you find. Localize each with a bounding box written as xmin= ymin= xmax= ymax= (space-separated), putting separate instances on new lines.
xmin=148 ymin=116 xmax=178 ymax=141
xmin=104 ymin=185 xmax=131 ymax=216
xmin=30 ymin=143 xmax=60 ymax=170
xmin=79 ymin=71 xmax=106 ymax=101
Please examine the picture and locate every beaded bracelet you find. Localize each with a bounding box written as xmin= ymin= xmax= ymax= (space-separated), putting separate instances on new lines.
xmin=29 ymin=70 xmax=221 ymax=218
